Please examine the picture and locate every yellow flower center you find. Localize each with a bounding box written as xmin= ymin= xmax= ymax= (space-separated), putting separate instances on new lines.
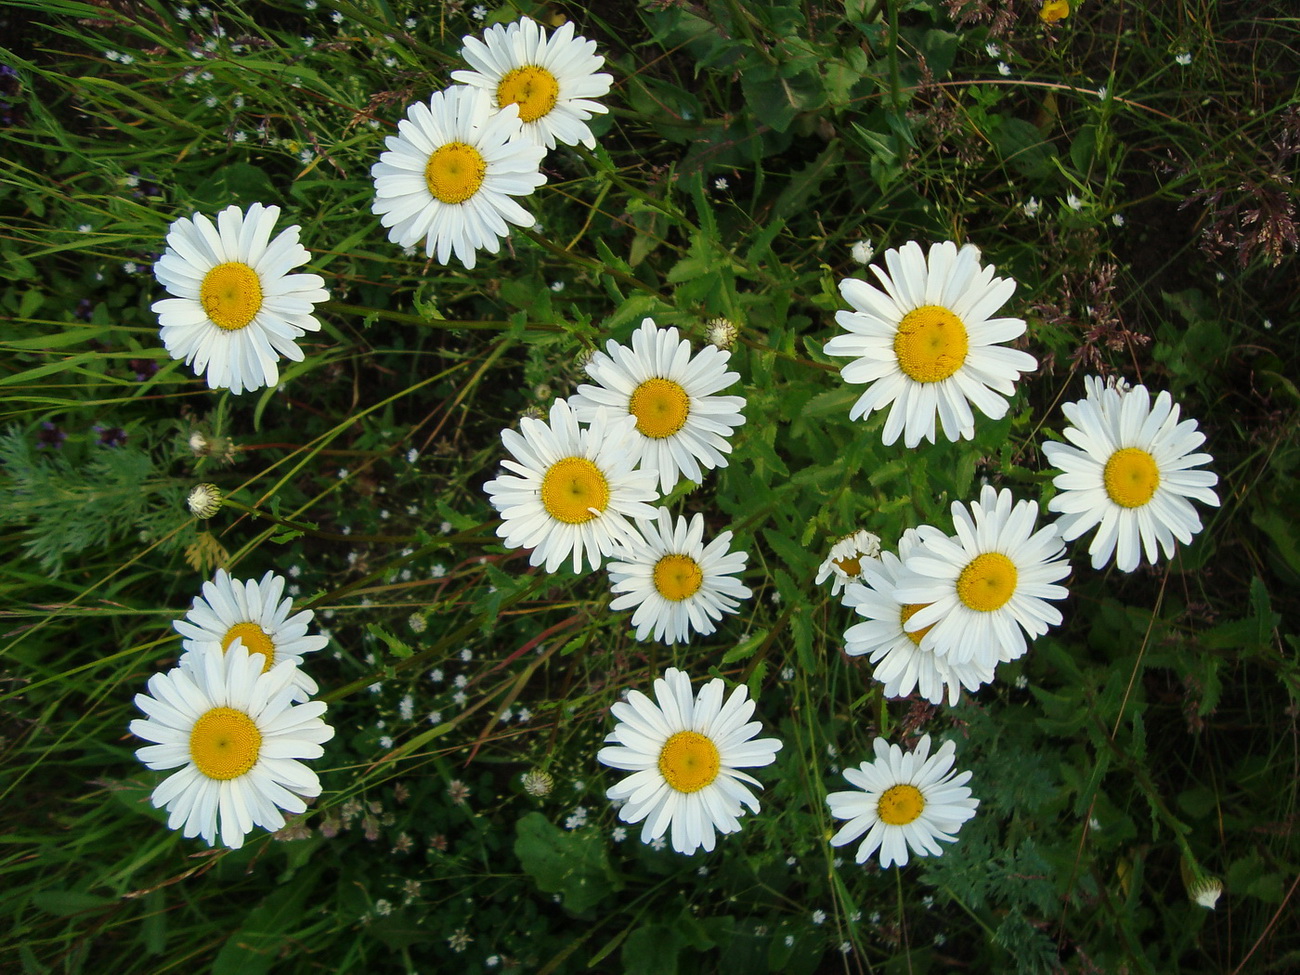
xmin=893 ymin=305 xmax=969 ymax=383
xmin=832 ymin=555 xmax=862 ymax=578
xmin=497 ymin=65 xmax=560 ymax=123
xmin=653 ymin=554 xmax=704 ymax=601
xmin=1103 ymin=447 xmax=1161 ymax=508
xmin=629 ymin=378 xmax=691 ymax=439
xmin=1040 ymin=0 xmax=1070 ymax=24
xmin=200 ymin=262 xmax=263 ymax=332
xmin=877 ymin=783 xmax=926 ymax=826
xmin=189 ymin=706 xmax=262 ymax=781
xmin=540 ymin=456 xmax=610 ymax=524
xmin=221 ymin=622 xmax=276 ymax=672
xmin=899 ymin=603 xmax=936 ymax=645
xmin=658 ymin=730 xmax=721 ymax=794
xmin=956 ymin=553 xmax=1019 ymax=612
xmin=424 ymin=142 xmax=487 ymax=204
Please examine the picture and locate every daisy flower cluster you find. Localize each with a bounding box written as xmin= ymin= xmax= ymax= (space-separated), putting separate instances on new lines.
xmin=371 ymin=16 xmax=613 ymax=269
xmin=484 ymin=317 xmax=752 ymax=647
xmin=130 ymin=569 xmax=334 ymax=849
xmin=819 ymin=240 xmax=1220 ymax=710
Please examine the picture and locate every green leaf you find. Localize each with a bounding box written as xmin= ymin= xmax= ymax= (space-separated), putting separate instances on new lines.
xmin=514 ymin=812 xmax=621 ymax=915
xmin=32 ymin=890 xmax=117 ymax=916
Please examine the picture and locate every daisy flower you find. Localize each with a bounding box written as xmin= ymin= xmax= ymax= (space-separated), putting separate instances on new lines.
xmin=152 ymin=203 xmax=329 ymax=395
xmin=483 ymin=398 xmax=659 ymax=573
xmin=893 ymin=485 xmax=1071 ymax=667
xmin=450 ymin=15 xmax=613 ymax=150
xmin=130 ymin=642 xmax=335 ymax=849
xmin=824 ymin=240 xmax=1038 ymax=448
xmin=815 ymin=528 xmax=882 ymax=598
xmin=370 ymin=85 xmax=546 ymax=269
xmin=843 ymin=530 xmax=994 ymax=706
xmin=596 ymin=667 xmax=782 ymax=855
xmin=1042 ymin=382 xmax=1219 ymax=572
xmin=570 ymin=318 xmax=747 ymax=495
xmin=607 ymin=507 xmax=752 ymax=644
xmin=173 ymin=569 xmax=329 ymax=700
xmin=827 ymin=735 xmax=978 ymax=868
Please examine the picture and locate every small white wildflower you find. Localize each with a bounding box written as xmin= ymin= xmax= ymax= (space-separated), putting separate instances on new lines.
xmin=516 ymin=707 xmax=532 ymax=723
xmin=427 ymin=710 xmax=443 ymax=724
xmin=299 ymin=148 xmax=314 ymax=164
xmin=997 ymin=62 xmax=1011 ymax=76
xmin=985 ymin=42 xmax=1000 ymax=57
xmin=471 ymin=5 xmax=487 ymax=21
xmin=1175 ymin=52 xmax=1192 ymax=66
xmin=233 ymin=130 xmax=247 ymax=143
xmin=304 ymin=0 xmax=317 ymax=8
xmin=399 ymin=695 xmax=414 ymax=720
xmin=934 ymin=933 xmax=946 ymax=946
xmin=612 ymin=826 xmax=627 ymax=842
xmin=374 ymin=898 xmax=392 ymax=916
xmin=550 ymin=280 xmax=565 ymax=292
xmin=485 ymin=956 xmax=500 ymax=968
xmin=922 ymin=895 xmax=934 ymax=909
xmin=379 ymin=735 xmax=393 ymax=749
xmin=1066 ymin=192 xmax=1083 ymax=210
xmin=105 ymin=50 xmax=121 ymax=61
xmin=850 ymin=238 xmax=875 ymax=264
xmin=453 ymin=690 xmax=468 ymax=707
xmin=368 ymin=682 xmax=382 ymax=694
xmin=839 ymin=942 xmax=851 ymax=955
xmin=404 ymin=16 xmax=417 ymax=29
xmin=287 ymin=584 xmax=300 ymax=596
xmin=337 ymin=468 xmax=348 ymax=478
xmin=330 ymin=10 xmax=343 ymax=23
xmin=786 ymin=856 xmax=797 ymax=866
xmin=77 ymin=224 xmax=92 ymax=233
xmin=431 ymin=564 xmax=446 ymax=579
xmin=1112 ymin=213 xmax=1125 ymax=226
xmin=1097 ymin=86 xmax=1108 ymax=100
xmin=439 ymin=520 xmax=452 ymax=534
xmin=454 ymin=674 xmax=467 ymax=689
xmin=770 ymin=591 xmax=781 ymax=605
xmin=383 ymin=56 xmax=397 ymax=68
xmin=784 ymin=935 xmax=794 ymax=947
xmin=781 ymin=667 xmax=794 ymax=680
xmin=812 ymin=910 xmax=826 ymax=925
xmin=176 ymin=7 xmax=192 ymax=21
xmin=714 ymin=177 xmax=729 ymax=191
xmin=123 ymin=261 xmax=138 ymax=274
xmin=564 ymin=806 xmax=588 ymax=830
xmin=233 ymin=95 xmax=244 ymax=108
xmin=406 ymin=447 xmax=418 ymax=463
xmin=430 ymin=668 xmax=444 ymax=683
xmin=1015 ymin=674 xmax=1029 ymax=689
xmin=460 ymin=648 xmax=472 ymax=662
xmin=650 ymin=836 xmax=667 ymax=851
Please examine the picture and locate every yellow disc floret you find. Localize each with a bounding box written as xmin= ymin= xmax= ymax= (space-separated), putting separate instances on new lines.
xmin=201 ymin=262 xmax=263 ymax=332
xmin=629 ymin=378 xmax=691 ymax=439
xmin=425 ymin=142 xmax=487 ymax=204
xmin=497 ymin=65 xmax=560 ymax=123
xmin=190 ymin=706 xmax=262 ymax=781
xmin=1103 ymin=447 xmax=1161 ymax=508
xmin=832 ymin=555 xmax=863 ymax=578
xmin=540 ymin=456 xmax=610 ymax=524
xmin=653 ymin=554 xmax=704 ymax=601
xmin=658 ymin=730 xmax=721 ymax=794
xmin=899 ymin=603 xmax=936 ymax=645
xmin=877 ymin=783 xmax=926 ymax=825
xmin=956 ymin=553 xmax=1019 ymax=612
xmin=221 ymin=622 xmax=276 ymax=672
xmin=893 ymin=305 xmax=969 ymax=383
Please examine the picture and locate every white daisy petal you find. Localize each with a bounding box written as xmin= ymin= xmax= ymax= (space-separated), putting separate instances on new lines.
xmin=371 ymin=86 xmax=546 ymax=269
xmin=131 ymin=642 xmax=334 ymax=850
xmin=571 ymin=318 xmax=747 ymax=494
xmin=1045 ymin=379 xmax=1219 ymax=572
xmin=828 ymin=241 xmax=1036 ymax=446
xmin=152 ymin=204 xmax=328 ymax=395
xmin=598 ymin=668 xmax=781 ymax=856
xmin=484 ymin=398 xmax=660 ymax=574
xmin=827 ymin=735 xmax=979 ymax=867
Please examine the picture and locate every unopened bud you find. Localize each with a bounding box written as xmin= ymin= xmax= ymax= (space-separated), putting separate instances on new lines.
xmin=187 ymin=483 xmax=223 ymax=518
xmin=706 ymin=317 xmax=739 ymax=350
xmin=521 ymin=768 xmax=554 ymax=797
